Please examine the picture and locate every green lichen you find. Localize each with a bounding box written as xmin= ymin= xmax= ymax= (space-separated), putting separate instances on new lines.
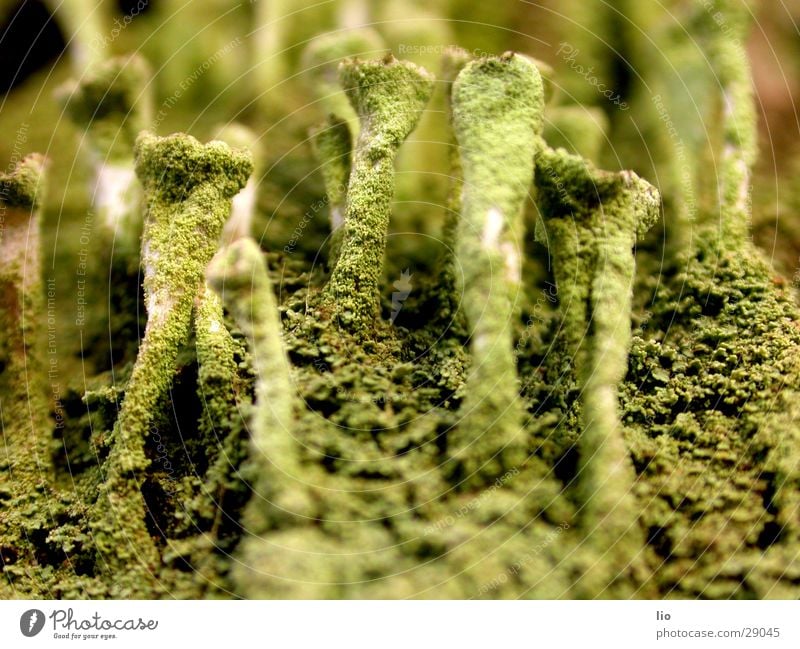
xmin=214 ymin=123 xmax=262 ymax=244
xmin=207 ymin=238 xmax=308 ymax=598
xmin=543 ymin=105 xmax=608 ymax=162
xmin=4 ymin=1 xmax=800 ymax=601
xmin=46 ymin=0 xmax=106 ymax=72
xmin=57 ymin=54 xmax=154 ymax=369
xmin=309 ymin=114 xmax=352 ymax=263
xmin=90 ymin=133 xmax=252 ymax=573
xmin=448 ymin=54 xmax=544 ymax=486
xmin=0 ymin=154 xmax=54 ymax=588
xmin=534 ymin=146 xmax=660 ymax=594
xmin=58 ymin=54 xmax=153 ymax=165
xmin=301 ymin=29 xmax=387 ymax=134
xmin=324 ymin=55 xmax=434 ymax=333
xmin=433 ymin=46 xmax=472 ymax=319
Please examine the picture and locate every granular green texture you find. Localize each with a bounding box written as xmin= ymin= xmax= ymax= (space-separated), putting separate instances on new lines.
xmin=324 ymin=55 xmax=434 ymax=333
xmin=310 ymin=114 xmax=352 ymax=263
xmin=3 ymin=0 xmax=800 ymax=602
xmin=448 ymin=54 xmax=544 ymax=487
xmin=535 ymin=146 xmax=660 ymax=595
xmin=89 ymin=133 xmax=252 ymax=576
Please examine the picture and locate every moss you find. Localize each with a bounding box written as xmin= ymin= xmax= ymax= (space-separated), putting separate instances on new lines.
xmin=447 ymin=54 xmax=544 ymax=486
xmin=324 ymin=55 xmax=434 ymax=333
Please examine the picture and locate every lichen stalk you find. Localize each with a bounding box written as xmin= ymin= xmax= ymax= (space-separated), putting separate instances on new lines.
xmin=0 ymin=154 xmax=51 ymax=491
xmin=45 ymin=0 xmax=107 ymax=72
xmin=253 ymin=0 xmax=292 ymax=114
xmin=92 ymin=134 xmax=252 ymax=570
xmin=193 ymin=282 xmax=243 ymax=465
xmin=447 ymin=54 xmax=544 ymax=485
xmin=534 ymin=147 xmax=659 ymax=592
xmin=703 ymin=0 xmax=756 ymax=249
xmin=300 ymin=29 xmax=387 ymax=138
xmin=309 ymin=114 xmax=352 ymax=264
xmin=207 ymin=238 xmax=306 ymax=597
xmin=437 ymin=46 xmax=472 ymax=286
xmin=215 ymin=123 xmax=262 ymax=245
xmin=324 ymin=55 xmax=434 ymax=332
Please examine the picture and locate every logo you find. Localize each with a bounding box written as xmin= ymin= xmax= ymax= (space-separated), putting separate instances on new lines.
xmin=390 ymin=269 xmax=413 ymax=324
xmin=20 ymin=609 xmax=45 ymax=637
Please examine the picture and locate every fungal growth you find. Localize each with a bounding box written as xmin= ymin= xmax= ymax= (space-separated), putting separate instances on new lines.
xmin=448 ymin=54 xmax=544 ymax=485
xmin=534 ymin=146 xmax=660 ymax=593
xmin=91 ymin=133 xmax=252 ymax=572
xmin=324 ymin=54 xmax=435 ymax=332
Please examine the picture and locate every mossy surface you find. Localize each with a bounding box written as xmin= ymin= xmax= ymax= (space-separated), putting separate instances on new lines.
xmin=2 ymin=1 xmax=800 ymax=602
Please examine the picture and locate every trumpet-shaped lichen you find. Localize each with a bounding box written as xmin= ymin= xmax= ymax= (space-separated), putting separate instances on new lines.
xmin=215 ymin=122 xmax=262 ymax=244
xmin=0 ymin=154 xmax=55 ymax=586
xmin=448 ymin=54 xmax=544 ymax=485
xmin=4 ymin=0 xmax=800 ymax=602
xmin=91 ymin=133 xmax=252 ymax=572
xmin=0 ymin=154 xmax=50 ymax=490
xmin=301 ymin=29 xmax=387 ymax=135
xmin=324 ymin=55 xmax=434 ymax=332
xmin=207 ymin=237 xmax=308 ymax=597
xmin=534 ymin=146 xmax=660 ymax=593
